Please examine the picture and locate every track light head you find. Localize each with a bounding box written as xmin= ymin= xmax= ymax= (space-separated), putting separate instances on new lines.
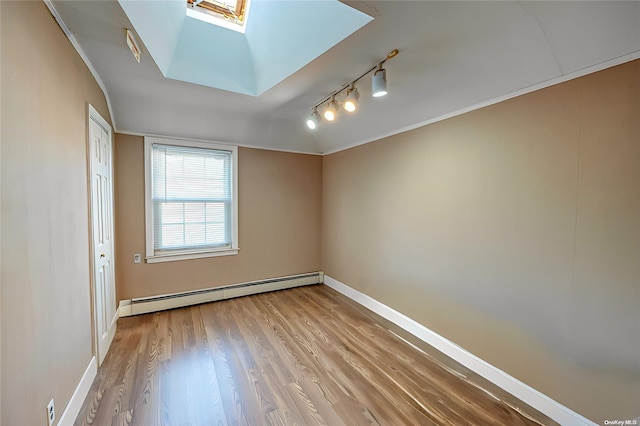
xmin=324 ymin=97 xmax=338 ymax=122
xmin=306 ymin=107 xmax=321 ymax=130
xmin=344 ymin=84 xmax=360 ymax=113
xmin=372 ymin=64 xmax=387 ymax=98
xmin=304 ymin=49 xmax=397 ymax=128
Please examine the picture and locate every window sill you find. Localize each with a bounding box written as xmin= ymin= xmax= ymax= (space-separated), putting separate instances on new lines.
xmin=145 ymin=248 xmax=239 ymax=263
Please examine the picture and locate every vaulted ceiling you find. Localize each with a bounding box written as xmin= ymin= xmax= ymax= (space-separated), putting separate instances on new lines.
xmin=51 ymin=1 xmax=640 ymax=154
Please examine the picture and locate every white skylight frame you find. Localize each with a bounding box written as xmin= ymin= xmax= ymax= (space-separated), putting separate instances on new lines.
xmin=186 ymin=0 xmax=252 ymax=34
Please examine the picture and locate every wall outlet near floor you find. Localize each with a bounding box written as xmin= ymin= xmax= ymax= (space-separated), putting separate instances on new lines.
xmin=133 ymin=253 xmax=141 ymax=263
xmin=46 ymin=399 xmax=55 ymax=426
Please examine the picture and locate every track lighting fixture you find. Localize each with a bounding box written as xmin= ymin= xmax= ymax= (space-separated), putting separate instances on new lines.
xmin=344 ymin=83 xmax=360 ymax=112
xmin=305 ymin=49 xmax=399 ymax=130
xmin=324 ymin=96 xmax=338 ymax=121
xmin=306 ymin=107 xmax=322 ymax=130
xmin=372 ymin=63 xmax=387 ymax=98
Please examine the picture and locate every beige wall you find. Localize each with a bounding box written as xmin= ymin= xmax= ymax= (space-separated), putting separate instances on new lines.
xmin=1 ymin=1 xmax=111 ymax=424
xmin=322 ymin=60 xmax=640 ymax=423
xmin=114 ymin=135 xmax=322 ymax=300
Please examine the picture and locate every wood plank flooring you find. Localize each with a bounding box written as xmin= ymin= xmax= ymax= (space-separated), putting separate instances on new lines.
xmin=74 ymin=285 xmax=555 ymax=425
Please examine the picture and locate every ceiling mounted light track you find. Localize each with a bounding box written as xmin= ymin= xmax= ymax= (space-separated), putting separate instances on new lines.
xmin=306 ymin=49 xmax=399 ymax=130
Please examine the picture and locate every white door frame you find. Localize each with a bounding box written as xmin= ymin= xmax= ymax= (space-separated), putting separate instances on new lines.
xmin=87 ymin=104 xmax=117 ymax=365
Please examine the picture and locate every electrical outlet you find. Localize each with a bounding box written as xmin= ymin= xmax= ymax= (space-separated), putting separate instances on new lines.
xmin=133 ymin=253 xmax=141 ymax=263
xmin=46 ymin=399 xmax=55 ymax=426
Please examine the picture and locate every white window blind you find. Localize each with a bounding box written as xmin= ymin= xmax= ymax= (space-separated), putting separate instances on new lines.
xmin=151 ymin=143 xmax=233 ymax=254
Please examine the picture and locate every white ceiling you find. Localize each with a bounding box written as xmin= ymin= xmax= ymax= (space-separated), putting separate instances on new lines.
xmin=52 ymin=1 xmax=640 ymax=155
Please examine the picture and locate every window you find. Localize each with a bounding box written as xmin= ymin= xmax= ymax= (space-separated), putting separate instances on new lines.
xmin=188 ymin=0 xmax=249 ymax=24
xmin=186 ymin=0 xmax=251 ymax=32
xmin=144 ymin=137 xmax=238 ymax=263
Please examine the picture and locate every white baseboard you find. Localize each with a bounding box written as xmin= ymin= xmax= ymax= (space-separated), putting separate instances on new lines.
xmin=57 ymin=356 xmax=97 ymax=426
xmin=118 ymin=299 xmax=132 ymax=317
xmin=323 ymin=275 xmax=596 ymax=426
xmin=120 ymin=272 xmax=323 ymax=317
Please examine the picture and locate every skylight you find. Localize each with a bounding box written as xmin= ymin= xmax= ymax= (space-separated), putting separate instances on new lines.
xmin=119 ymin=0 xmax=373 ymax=96
xmin=187 ymin=0 xmax=251 ymax=32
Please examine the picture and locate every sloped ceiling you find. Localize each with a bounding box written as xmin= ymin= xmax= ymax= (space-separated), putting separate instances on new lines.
xmin=52 ymin=1 xmax=640 ymax=154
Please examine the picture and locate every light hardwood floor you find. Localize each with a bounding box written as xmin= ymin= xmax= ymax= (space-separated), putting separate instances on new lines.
xmin=74 ymin=284 xmax=555 ymax=425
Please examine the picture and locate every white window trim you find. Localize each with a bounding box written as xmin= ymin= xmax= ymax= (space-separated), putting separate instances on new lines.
xmin=144 ymin=136 xmax=239 ymax=263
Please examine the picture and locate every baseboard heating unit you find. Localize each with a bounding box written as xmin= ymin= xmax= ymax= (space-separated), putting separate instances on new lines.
xmin=119 ymin=272 xmax=323 ymax=317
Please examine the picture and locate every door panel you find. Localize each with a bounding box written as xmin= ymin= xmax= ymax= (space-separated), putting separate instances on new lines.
xmin=90 ymin=112 xmax=117 ymax=365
